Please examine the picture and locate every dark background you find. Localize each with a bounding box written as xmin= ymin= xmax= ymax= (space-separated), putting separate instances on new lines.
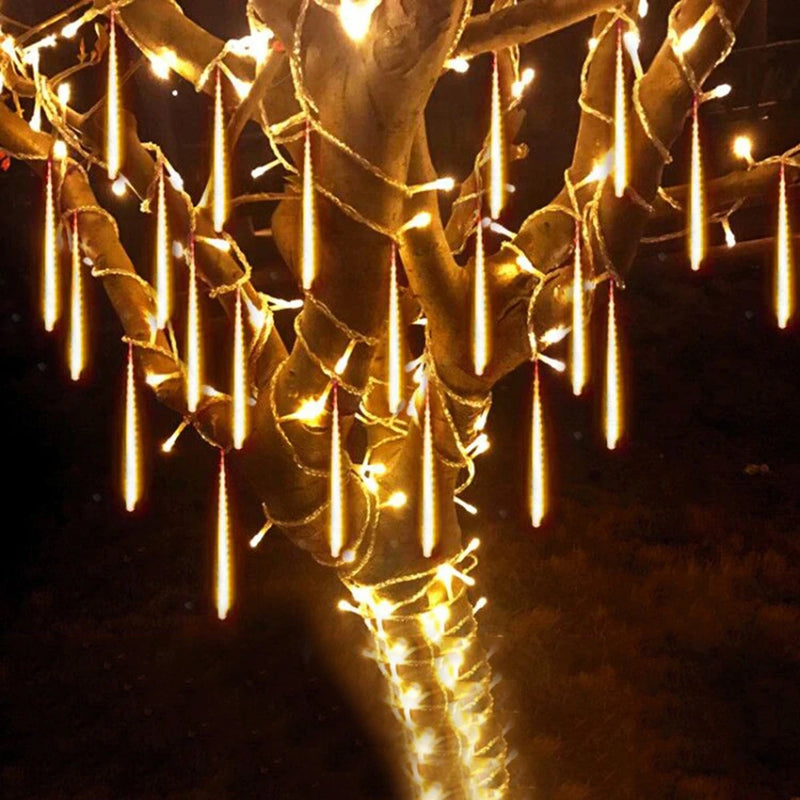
xmin=2 ymin=2 xmax=800 ymax=798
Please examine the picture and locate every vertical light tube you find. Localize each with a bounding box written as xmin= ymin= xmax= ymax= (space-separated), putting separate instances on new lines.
xmin=614 ymin=21 xmax=627 ymax=199
xmin=186 ymin=237 xmax=202 ymax=414
xmin=571 ymin=219 xmax=587 ymax=396
xmin=604 ymin=282 xmax=622 ymax=450
xmin=106 ymin=10 xmax=122 ymax=180
xmin=489 ymin=55 xmax=506 ymax=220
xmin=688 ymin=97 xmax=705 ymax=272
xmin=329 ymin=383 xmax=345 ymax=559
xmin=68 ymin=212 xmax=85 ymax=381
xmin=301 ymin=125 xmax=316 ymax=290
xmin=232 ymin=288 xmax=248 ymax=448
xmin=212 ymin=67 xmax=228 ymax=233
xmin=472 ymin=219 xmax=490 ymax=376
xmin=387 ymin=245 xmax=404 ymax=414
xmin=216 ymin=450 xmax=232 ymax=620
xmin=123 ymin=341 xmax=140 ymax=512
xmin=420 ymin=386 xmax=437 ymax=558
xmin=776 ymin=162 xmax=794 ymax=329
xmin=43 ymin=157 xmax=59 ymax=332
xmin=155 ymin=164 xmax=171 ymax=328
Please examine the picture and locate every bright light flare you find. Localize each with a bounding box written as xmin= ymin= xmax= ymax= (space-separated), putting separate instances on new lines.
xmin=472 ymin=218 xmax=490 ymax=376
xmin=154 ymin=165 xmax=171 ymax=328
xmin=604 ymin=282 xmax=622 ymax=450
xmin=387 ymin=245 xmax=404 ymax=414
xmin=488 ymin=55 xmax=506 ymax=220
xmin=68 ymin=212 xmax=85 ymax=381
xmin=212 ymin=68 xmax=228 ymax=232
xmin=42 ymin=158 xmax=59 ymax=332
xmin=571 ymin=220 xmax=587 ymax=396
xmin=688 ymin=97 xmax=705 ymax=271
xmin=56 ymin=82 xmax=71 ymax=106
xmin=232 ymin=288 xmax=248 ymax=448
xmin=329 ymin=383 xmax=345 ymax=559
xmin=186 ymin=238 xmax=202 ymax=414
xmin=338 ymin=0 xmax=381 ymax=41
xmin=215 ymin=450 xmax=233 ymax=620
xmin=776 ymin=162 xmax=794 ymax=329
xmin=420 ymin=386 xmax=436 ymax=558
xmin=614 ymin=22 xmax=627 ymax=199
xmin=123 ymin=341 xmax=141 ymax=512
xmin=530 ymin=361 xmax=546 ymax=528
xmin=301 ymin=125 xmax=316 ymax=289
xmin=106 ymin=10 xmax=122 ymax=180
xmin=733 ymin=135 xmax=754 ymax=166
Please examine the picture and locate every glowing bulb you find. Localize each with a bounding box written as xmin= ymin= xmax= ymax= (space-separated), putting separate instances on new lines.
xmin=153 ymin=165 xmax=171 ymax=327
xmin=232 ymin=288 xmax=248 ymax=449
xmin=57 ymin=82 xmax=71 ymax=106
xmin=677 ymin=22 xmax=701 ymax=54
xmin=472 ymin=217 xmax=490 ymax=376
xmin=52 ymin=140 xmax=68 ymax=161
xmin=445 ymin=57 xmax=470 ymax=73
xmin=511 ymin=67 xmax=535 ymax=98
xmin=614 ymin=22 xmax=627 ymax=199
xmin=776 ymin=162 xmax=794 ymax=329
xmin=301 ymin=125 xmax=316 ymax=290
xmin=215 ymin=450 xmax=232 ymax=620
xmin=338 ymin=0 xmax=380 ymax=42
xmin=688 ymin=97 xmax=705 ymax=271
xmin=42 ymin=157 xmax=59 ymax=332
xmin=68 ymin=212 xmax=85 ymax=381
xmin=106 ymin=10 xmax=122 ymax=180
xmin=571 ymin=220 xmax=587 ymax=396
xmin=329 ymin=383 xmax=345 ymax=559
xmin=384 ymin=491 xmax=407 ymax=509
xmin=733 ymin=135 xmax=754 ymax=166
xmin=61 ymin=20 xmax=81 ymax=38
xmin=420 ymin=386 xmax=436 ymax=558
xmin=212 ymin=67 xmax=228 ymax=232
xmin=186 ymin=238 xmax=202 ymax=414
xmin=638 ymin=0 xmax=649 ymax=16
xmin=111 ymin=176 xmax=127 ymax=196
xmin=530 ymin=360 xmax=546 ymax=528
xmin=250 ymin=159 xmax=280 ymax=179
xmin=148 ymin=52 xmax=172 ymax=80
xmin=123 ymin=341 xmax=141 ymax=512
xmin=722 ymin=217 xmax=737 ymax=249
xmin=604 ymin=282 xmax=622 ymax=450
xmin=708 ymin=83 xmax=731 ymax=100
xmin=489 ymin=55 xmax=506 ymax=219
xmin=387 ymin=245 xmax=404 ymax=414
xmin=401 ymin=211 xmax=431 ymax=232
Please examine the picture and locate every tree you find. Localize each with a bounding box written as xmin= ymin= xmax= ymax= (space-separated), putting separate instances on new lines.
xmin=0 ymin=0 xmax=794 ymax=798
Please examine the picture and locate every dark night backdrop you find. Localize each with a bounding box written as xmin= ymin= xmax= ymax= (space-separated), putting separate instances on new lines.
xmin=2 ymin=1 xmax=799 ymax=798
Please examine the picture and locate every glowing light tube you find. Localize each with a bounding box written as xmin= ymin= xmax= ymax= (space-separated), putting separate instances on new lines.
xmin=530 ymin=360 xmax=546 ymax=528
xmin=571 ymin=219 xmax=587 ymax=396
xmin=776 ymin=162 xmax=794 ymax=329
xmin=68 ymin=212 xmax=85 ymax=381
xmin=106 ymin=10 xmax=122 ymax=181
xmin=123 ymin=341 xmax=140 ymax=512
xmin=420 ymin=386 xmax=437 ymax=558
xmin=387 ymin=245 xmax=404 ymax=414
xmin=614 ymin=21 xmax=627 ymax=199
xmin=329 ymin=383 xmax=345 ymax=559
xmin=472 ymin=218 xmax=490 ymax=376
xmin=186 ymin=237 xmax=202 ymax=414
xmin=489 ymin=55 xmax=506 ymax=220
xmin=212 ymin=67 xmax=228 ymax=232
xmin=232 ymin=288 xmax=248 ymax=449
xmin=155 ymin=164 xmax=171 ymax=328
xmin=604 ymin=282 xmax=622 ymax=450
xmin=688 ymin=97 xmax=705 ymax=271
xmin=216 ymin=450 xmax=232 ymax=620
xmin=301 ymin=125 xmax=316 ymax=290
xmin=43 ymin=157 xmax=59 ymax=332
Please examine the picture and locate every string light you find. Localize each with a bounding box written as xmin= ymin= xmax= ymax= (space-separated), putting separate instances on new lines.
xmin=301 ymin=124 xmax=316 ymax=290
xmin=420 ymin=384 xmax=436 ymax=558
xmin=338 ymin=0 xmax=381 ymax=42
xmin=68 ymin=212 xmax=85 ymax=381
xmin=106 ymin=10 xmax=122 ymax=181
xmin=232 ymin=288 xmax=248 ymax=448
xmin=530 ymin=360 xmax=546 ymax=528
xmin=329 ymin=383 xmax=345 ymax=559
xmin=186 ymin=237 xmax=202 ymax=414
xmin=614 ymin=20 xmax=627 ymax=199
xmin=604 ymin=282 xmax=622 ymax=450
xmin=776 ymin=162 xmax=794 ymax=329
xmin=571 ymin=219 xmax=587 ymax=396
xmin=154 ymin=164 xmax=171 ymax=328
xmin=472 ymin=213 xmax=490 ymax=376
xmin=688 ymin=96 xmax=705 ymax=271
xmin=489 ymin=55 xmax=505 ymax=220
xmin=212 ymin=67 xmax=228 ymax=232
xmin=123 ymin=341 xmax=140 ymax=512
xmin=42 ymin=157 xmax=59 ymax=332
xmin=215 ymin=450 xmax=232 ymax=620
xmin=387 ymin=245 xmax=404 ymax=414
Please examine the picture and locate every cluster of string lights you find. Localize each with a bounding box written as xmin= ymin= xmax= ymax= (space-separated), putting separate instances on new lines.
xmin=1 ymin=0 xmax=796 ymax=796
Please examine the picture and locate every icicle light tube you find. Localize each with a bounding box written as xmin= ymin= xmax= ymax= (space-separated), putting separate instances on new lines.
xmin=472 ymin=217 xmax=490 ymax=376
xmin=571 ymin=220 xmax=587 ymax=396
xmin=488 ymin=55 xmax=506 ymax=220
xmin=43 ymin=157 xmax=59 ymax=332
xmin=420 ymin=386 xmax=437 ymax=558
xmin=106 ymin=10 xmax=122 ymax=181
xmin=329 ymin=383 xmax=345 ymax=559
xmin=155 ymin=164 xmax=171 ymax=328
xmin=614 ymin=20 xmax=627 ymax=199
xmin=232 ymin=288 xmax=248 ymax=449
xmin=776 ymin=162 xmax=794 ymax=329
xmin=68 ymin=212 xmax=84 ymax=381
xmin=212 ymin=67 xmax=228 ymax=233
xmin=689 ymin=96 xmax=705 ymax=271
xmin=387 ymin=245 xmax=404 ymax=414
xmin=123 ymin=341 xmax=140 ymax=512
xmin=301 ymin=125 xmax=316 ymax=290
xmin=604 ymin=282 xmax=622 ymax=450
xmin=216 ymin=450 xmax=232 ymax=620
xmin=530 ymin=360 xmax=546 ymax=528
xmin=186 ymin=238 xmax=202 ymax=414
